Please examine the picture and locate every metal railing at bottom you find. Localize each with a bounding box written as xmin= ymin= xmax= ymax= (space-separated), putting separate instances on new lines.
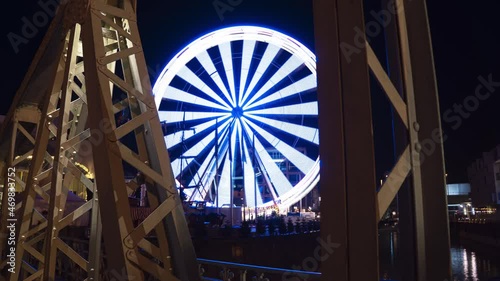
xmin=197 ymin=258 xmax=321 ymax=281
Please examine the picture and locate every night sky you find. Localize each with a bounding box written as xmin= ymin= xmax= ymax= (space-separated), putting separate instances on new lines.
xmin=1 ymin=0 xmax=499 ymax=183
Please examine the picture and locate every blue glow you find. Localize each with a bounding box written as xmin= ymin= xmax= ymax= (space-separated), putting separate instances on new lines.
xmin=153 ymin=25 xmax=320 ymax=210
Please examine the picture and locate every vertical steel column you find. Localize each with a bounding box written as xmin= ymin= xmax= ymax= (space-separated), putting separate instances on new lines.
xmin=81 ymin=1 xmax=201 ymax=280
xmin=87 ymin=180 xmax=102 ymax=281
xmin=42 ymin=24 xmax=82 ymax=280
xmin=81 ymin=17 xmax=143 ymax=276
xmin=336 ymin=0 xmax=380 ymax=279
xmin=383 ymin=2 xmax=417 ymax=279
xmin=394 ymin=0 xmax=428 ymax=279
xmin=314 ymin=1 xmax=379 ymax=281
xmin=313 ymin=1 xmax=347 ymax=280
xmin=404 ymin=1 xmax=452 ymax=279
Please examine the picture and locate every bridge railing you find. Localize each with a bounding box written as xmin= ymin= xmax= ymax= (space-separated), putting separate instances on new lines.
xmin=197 ymin=258 xmax=321 ymax=281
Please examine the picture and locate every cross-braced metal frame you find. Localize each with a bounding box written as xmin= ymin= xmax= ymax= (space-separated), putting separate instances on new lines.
xmin=0 ymin=0 xmax=200 ymax=280
xmin=314 ymin=0 xmax=451 ymax=280
xmin=0 ymin=106 xmax=41 ymax=260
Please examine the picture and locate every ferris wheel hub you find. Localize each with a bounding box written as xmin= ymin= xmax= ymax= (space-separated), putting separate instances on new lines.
xmin=231 ymin=107 xmax=244 ymax=119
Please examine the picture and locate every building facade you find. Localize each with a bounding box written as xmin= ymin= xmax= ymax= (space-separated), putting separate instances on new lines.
xmin=467 ymin=144 xmax=500 ymax=207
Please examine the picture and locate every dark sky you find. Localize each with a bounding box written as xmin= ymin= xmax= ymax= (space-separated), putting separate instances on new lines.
xmin=1 ymin=0 xmax=499 ymax=183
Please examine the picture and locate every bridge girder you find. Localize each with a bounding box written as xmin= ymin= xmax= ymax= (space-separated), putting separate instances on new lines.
xmin=0 ymin=0 xmax=200 ymax=280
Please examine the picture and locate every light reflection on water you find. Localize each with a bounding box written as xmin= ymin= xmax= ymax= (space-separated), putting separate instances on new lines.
xmin=379 ymin=231 xmax=500 ymax=280
xmin=451 ymin=246 xmax=500 ymax=281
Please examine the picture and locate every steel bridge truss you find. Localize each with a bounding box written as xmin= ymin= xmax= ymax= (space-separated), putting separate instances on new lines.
xmin=314 ymin=0 xmax=451 ymax=280
xmin=0 ymin=0 xmax=200 ymax=280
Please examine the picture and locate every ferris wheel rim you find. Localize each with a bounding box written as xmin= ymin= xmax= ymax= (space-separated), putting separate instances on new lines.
xmin=153 ymin=25 xmax=317 ymax=107
xmin=153 ymin=25 xmax=320 ymax=211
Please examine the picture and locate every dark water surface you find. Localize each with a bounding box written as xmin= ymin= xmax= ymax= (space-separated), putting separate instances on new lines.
xmin=379 ymin=231 xmax=500 ymax=280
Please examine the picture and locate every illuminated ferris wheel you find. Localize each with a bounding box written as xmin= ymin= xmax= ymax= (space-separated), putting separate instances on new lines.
xmin=153 ymin=26 xmax=319 ymax=210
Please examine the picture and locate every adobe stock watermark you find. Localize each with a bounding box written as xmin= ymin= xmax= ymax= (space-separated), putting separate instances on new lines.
xmin=5 ymin=167 xmax=17 ymax=274
xmin=423 ymin=73 xmax=499 ymax=159
xmin=282 ymin=235 xmax=340 ymax=281
xmin=7 ymin=0 xmax=66 ymax=54
xmin=213 ymin=0 xmax=244 ymax=21
xmin=340 ymin=0 xmax=412 ymax=63
xmin=384 ymin=74 xmax=499 ymax=189
xmin=69 ymin=117 xmax=114 ymax=159
xmin=40 ymin=116 xmax=114 ymax=177
xmin=442 ymin=74 xmax=500 ymax=130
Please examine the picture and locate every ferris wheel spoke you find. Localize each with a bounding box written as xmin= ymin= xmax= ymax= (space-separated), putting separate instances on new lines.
xmin=256 ymin=155 xmax=280 ymax=204
xmin=229 ymin=120 xmax=238 ymax=164
xmin=244 ymin=74 xmax=316 ymax=110
xmin=196 ymin=51 xmax=235 ymax=107
xmin=187 ymin=183 xmax=202 ymax=202
xmin=171 ymin=118 xmax=232 ymax=177
xmin=165 ymin=120 xmax=212 ymax=147
xmin=218 ymin=42 xmax=237 ymax=106
xmin=239 ymin=44 xmax=280 ymax=106
xmin=187 ymin=147 xmax=216 ymax=201
xmin=243 ymin=117 xmax=315 ymax=175
xmin=217 ymin=126 xmax=232 ymax=159
xmin=217 ymin=153 xmax=232 ymax=206
xmin=164 ymin=116 xmax=231 ymax=150
xmin=163 ymin=86 xmax=230 ymax=111
xmin=183 ymin=183 xmax=195 ymax=198
xmin=239 ymin=40 xmax=256 ymax=105
xmin=177 ymin=65 xmax=232 ymax=109
xmin=254 ymin=139 xmax=292 ymax=198
xmin=158 ymin=111 xmax=230 ymax=124
xmin=240 ymin=120 xmax=293 ymax=197
xmin=245 ymin=114 xmax=319 ymax=145
xmin=243 ymin=55 xmax=304 ymax=108
xmin=246 ymin=101 xmax=318 ymax=116
xmin=191 ymin=128 xmax=232 ymax=203
xmin=171 ymin=157 xmax=189 ymax=186
xmin=199 ymin=156 xmax=220 ymax=201
xmin=242 ymin=137 xmax=263 ymax=208
xmin=236 ymin=120 xmax=244 ymax=159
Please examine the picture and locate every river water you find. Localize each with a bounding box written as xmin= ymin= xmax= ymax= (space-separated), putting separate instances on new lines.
xmin=449 ymin=241 xmax=500 ymax=280
xmin=379 ymin=231 xmax=500 ymax=280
